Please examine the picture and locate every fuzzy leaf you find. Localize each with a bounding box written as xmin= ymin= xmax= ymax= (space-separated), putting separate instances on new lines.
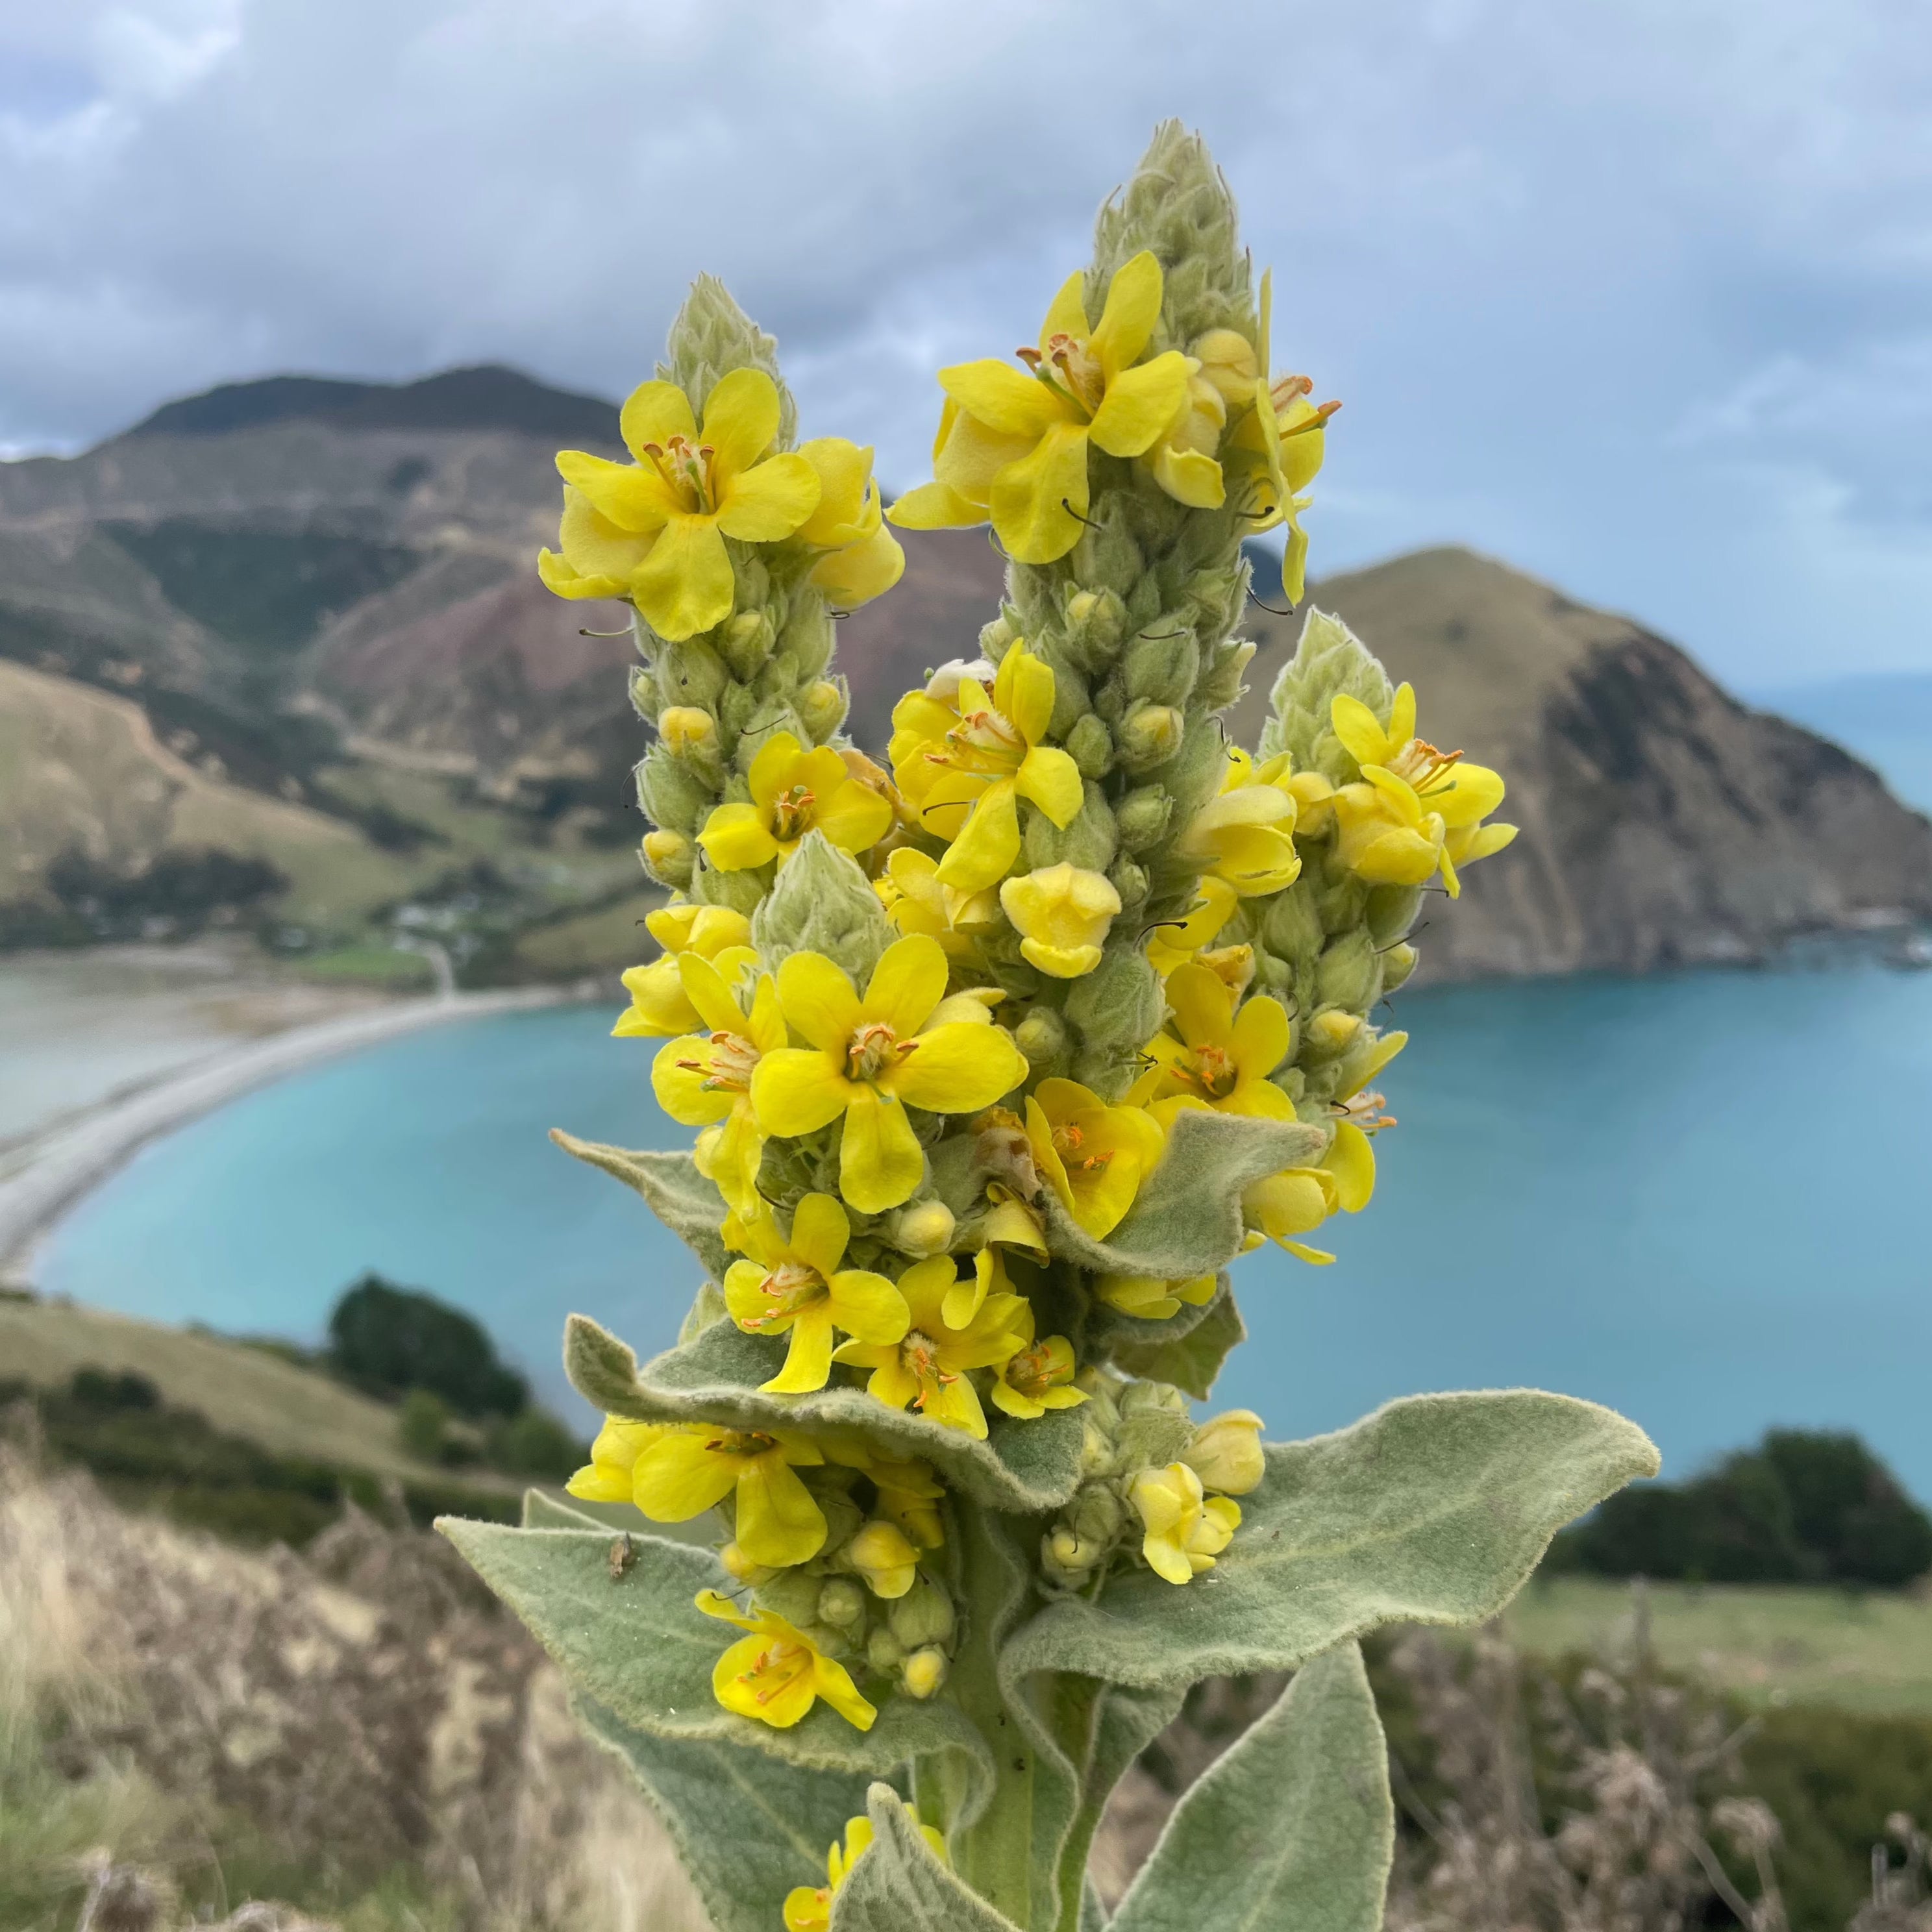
xmin=1097 ymin=1278 xmax=1244 ymax=1399
xmin=551 ymin=1129 xmax=728 ymax=1278
xmin=576 ymin=1692 xmax=871 ymax=1932
xmin=438 ymin=1520 xmax=993 ymax=1816
xmin=679 ymin=1280 xmax=731 ymax=1344
xmin=1042 ymin=1111 xmax=1324 ymax=1281
xmin=830 ymin=1783 xmax=1023 ymax=1932
xmin=564 ymin=1313 xmax=1086 ymax=1513
xmin=521 ymin=1488 xmax=608 ymax=1531
xmin=1111 ymin=1642 xmax=1391 ymax=1932
xmin=1004 ymin=1390 xmax=1659 ymax=1691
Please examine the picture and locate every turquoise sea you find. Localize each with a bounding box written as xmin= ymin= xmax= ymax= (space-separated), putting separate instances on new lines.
xmin=34 ymin=959 xmax=1932 ymax=1498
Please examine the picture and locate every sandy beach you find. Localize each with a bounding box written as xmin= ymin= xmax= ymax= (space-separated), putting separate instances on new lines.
xmin=0 ymin=962 xmax=588 ymax=1282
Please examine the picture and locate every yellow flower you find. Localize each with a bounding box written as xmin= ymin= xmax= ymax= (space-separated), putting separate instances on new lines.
xmin=698 ymin=730 xmax=893 ymax=873
xmin=650 ymin=955 xmax=786 ymax=1213
xmin=881 ymin=848 xmax=1002 ymax=963
xmin=565 ymin=1415 xmax=666 ymax=1503
xmin=1328 ymin=686 xmax=1511 ymax=898
xmin=1176 ymin=749 xmax=1300 ymax=896
xmin=841 ymin=1519 xmax=921 ymax=1599
xmin=950 ymin=1187 xmax=1047 ymax=1330
xmin=1024 ymin=1076 xmax=1165 ymax=1239
xmin=1321 ymin=1031 xmax=1407 ymax=1213
xmin=1221 ymin=271 xmax=1339 ymax=602
xmin=1144 ymin=966 xmax=1296 ymax=1123
xmin=821 ymin=1438 xmax=949 ymax=1550
xmin=1093 ymin=1271 xmax=1219 ymax=1321
xmin=1144 ymin=876 xmax=1238 ymax=977
xmin=1000 ymin=863 xmax=1121 ymax=977
xmin=630 ymin=1425 xmax=830 ymax=1568
xmin=797 ymin=438 xmax=907 ymax=611
xmin=1183 ymin=1410 xmax=1266 ymax=1496
xmin=721 ymin=1193 xmax=910 ymax=1394
xmin=784 ymin=1808 xmax=947 ymax=1930
xmin=888 ymin=251 xmax=1196 ymax=564
xmin=612 ymin=904 xmax=753 ymax=1039
xmin=1128 ymin=1462 xmax=1241 ymax=1586
xmin=696 ymin=1591 xmax=876 ymax=1733
xmin=750 ymin=934 xmax=1028 ymax=1214
xmin=1142 ymin=365 xmax=1230 ymax=510
xmin=539 ymin=370 xmax=821 ymax=641
xmin=832 ymin=1254 xmax=1030 ymax=1440
xmin=989 ymin=1311 xmax=1089 ymax=1422
xmin=889 ymin=647 xmax=1083 ymax=893
xmin=1241 ymin=1166 xmax=1339 ymax=1265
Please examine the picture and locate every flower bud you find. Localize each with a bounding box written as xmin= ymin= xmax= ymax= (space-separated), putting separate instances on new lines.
xmin=1183 ymin=1410 xmax=1266 ymax=1496
xmin=925 ymin=656 xmax=997 ymax=704
xmin=1114 ymin=786 xmax=1172 ymax=854
xmin=1069 ymin=1483 xmax=1126 ymax=1544
xmin=720 ymin=610 xmax=771 ymax=678
xmin=1065 ymin=712 xmax=1114 ymax=779
xmin=867 ymin=1628 xmax=906 ymax=1673
xmin=750 ymin=830 xmax=892 ymax=978
xmin=889 ymin=1199 xmax=956 ymax=1259
xmin=1306 ymin=1007 xmax=1362 ymax=1056
xmin=1013 ymin=1006 xmax=1072 ymax=1078
xmin=1042 ymin=1525 xmax=1104 ymax=1586
xmin=628 ymin=665 xmax=658 ymax=720
xmin=1382 ymin=941 xmax=1418 ymax=991
xmin=797 ymin=678 xmax=847 ymax=739
xmin=1192 ymin=325 xmax=1261 ymax=408
xmin=754 ymin=1570 xmax=828 ymax=1628
xmin=641 ymin=828 xmax=693 ymax=887
xmin=817 ymin=1577 xmax=868 ymax=1627
xmin=1001 ymin=863 xmax=1120 ymax=979
xmin=887 ymin=1577 xmax=956 ymax=1650
xmin=719 ymin=1541 xmax=776 ymax=1587
xmin=1119 ymin=703 xmax=1185 ymax=773
xmin=902 ymin=1646 xmax=948 ymax=1700
xmin=658 ymin=706 xmax=716 ymax=755
xmin=845 ymin=1520 xmax=919 ymax=1600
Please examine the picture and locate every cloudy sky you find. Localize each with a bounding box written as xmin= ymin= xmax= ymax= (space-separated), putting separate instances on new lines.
xmin=1 ymin=0 xmax=1927 ymax=689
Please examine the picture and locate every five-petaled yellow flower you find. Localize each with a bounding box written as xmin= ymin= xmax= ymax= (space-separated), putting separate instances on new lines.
xmin=784 ymin=1807 xmax=948 ymax=1930
xmin=630 ymin=1424 xmax=830 ymax=1568
xmin=1024 ymin=1076 xmax=1165 ymax=1239
xmin=750 ymin=934 xmax=1028 ymax=1213
xmin=1321 ymin=1028 xmax=1408 ymax=1213
xmin=539 ymin=370 xmax=821 ymax=641
xmin=889 ymin=251 xmax=1195 ymax=564
xmin=699 ymin=731 xmax=893 ymax=874
xmin=888 ymin=647 xmax=1082 ymax=893
xmin=833 ymin=1254 xmax=1030 ymax=1439
xmin=650 ymin=954 xmax=786 ymax=1213
xmin=1129 ymin=1461 xmax=1241 ymax=1586
xmin=613 ymin=904 xmax=753 ymax=1039
xmin=1143 ymin=965 xmax=1296 ymax=1123
xmin=721 ymin=1193 xmax=910 ymax=1394
xmin=695 ymin=1590 xmax=876 ymax=1731
xmin=1328 ymin=686 xmax=1513 ymax=898
xmin=989 ymin=1307 xmax=1089 ymax=1422
xmin=879 ymin=847 xmax=1002 ymax=964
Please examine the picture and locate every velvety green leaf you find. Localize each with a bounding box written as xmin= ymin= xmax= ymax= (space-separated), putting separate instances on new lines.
xmin=564 ymin=1313 xmax=1086 ymax=1514
xmin=1111 ymin=1642 xmax=1392 ymax=1932
xmin=576 ymin=1691 xmax=871 ymax=1932
xmin=551 ymin=1129 xmax=728 ymax=1278
xmin=1098 ymin=1278 xmax=1244 ymax=1399
xmin=1004 ymin=1390 xmax=1659 ymax=1691
xmin=830 ymin=1783 xmax=1022 ymax=1932
xmin=521 ymin=1488 xmax=608 ymax=1531
xmin=679 ymin=1280 xmax=731 ymax=1344
xmin=1041 ymin=1111 xmax=1324 ymax=1281
xmin=437 ymin=1520 xmax=993 ymax=1814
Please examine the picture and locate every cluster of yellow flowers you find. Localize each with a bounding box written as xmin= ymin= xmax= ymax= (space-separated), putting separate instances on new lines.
xmin=542 ymin=223 xmax=1515 ymax=1771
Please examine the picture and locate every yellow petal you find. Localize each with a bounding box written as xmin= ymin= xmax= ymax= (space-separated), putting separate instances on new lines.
xmin=1148 ymin=441 xmax=1226 ymax=509
xmin=886 ymin=478 xmax=987 ymax=530
xmin=1037 ymin=269 xmax=1091 ymax=349
xmin=789 ymin=1192 xmax=851 ymax=1278
xmin=1089 ymin=351 xmax=1194 ymax=460
xmin=763 ymin=1307 xmax=837 ymax=1394
xmin=558 ymin=485 xmax=657 ymax=581
xmin=809 ymin=1654 xmax=878 ymax=1731
xmin=1231 ymin=995 xmax=1291 ymax=1081
xmin=536 ymin=547 xmax=625 ymax=600
xmin=889 ymin=1022 xmax=1026 ymax=1114
xmin=989 ymin=422 xmax=1090 ymax=566
xmin=698 ymin=801 xmax=780 ymax=872
xmin=619 ymin=379 xmax=697 ymax=462
xmin=735 ymin=1453 xmax=829 ymax=1567
xmin=632 ymin=513 xmax=735 ymax=641
xmin=795 ymin=438 xmax=874 ymax=546
xmin=632 ymin=1430 xmax=740 ymax=1520
xmin=1021 ymin=939 xmax=1102 ymax=977
xmin=700 ymin=367 xmax=783 ymax=484
xmin=864 ymin=934 xmax=948 ymax=1041
xmin=838 ymin=1087 xmax=925 ymax=1213
xmin=1015 ymin=746 xmax=1084 ymax=828
xmin=651 ymin=1035 xmax=735 ymax=1125
xmin=1330 ymin=693 xmax=1391 ymax=770
xmin=810 ymin=778 xmax=893 ymax=856
xmin=717 ymin=451 xmax=821 ymax=543
xmin=939 ymin=359 xmax=1072 ymax=438
xmin=556 ymin=449 xmax=677 ymax=533
xmin=934 ymin=780 xmax=1021 ymax=891
xmin=810 ymin=519 xmax=905 ymax=610
xmin=826 ymin=1268 xmax=912 ymax=1344
xmin=1089 ymin=250 xmax=1164 ymax=377
xmin=750 ymin=1048 xmax=852 ymax=1137
xmin=1323 ymin=1121 xmax=1377 ymax=1213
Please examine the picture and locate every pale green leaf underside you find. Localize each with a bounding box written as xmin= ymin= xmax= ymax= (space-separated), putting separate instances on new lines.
xmin=1042 ymin=1110 xmax=1324 ymax=1281
xmin=576 ymin=1691 xmax=871 ymax=1932
xmin=565 ymin=1313 xmax=1086 ymax=1513
xmin=1111 ymin=1641 xmax=1393 ymax=1932
xmin=521 ymin=1487 xmax=608 ymax=1531
xmin=552 ymin=1129 xmax=730 ymax=1279
xmin=1098 ymin=1277 xmax=1245 ymax=1398
xmin=1004 ymin=1389 xmax=1660 ymax=1690
xmin=437 ymin=1520 xmax=993 ymax=1814
xmin=830 ymin=1783 xmax=1022 ymax=1932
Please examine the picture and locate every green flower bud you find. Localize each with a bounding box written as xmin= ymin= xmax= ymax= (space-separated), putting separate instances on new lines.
xmin=1262 ymin=881 xmax=1326 ymax=968
xmin=1065 ymin=941 xmax=1163 ymax=1067
xmin=754 ymin=1570 xmax=826 ymax=1629
xmin=1315 ymin=929 xmax=1380 ymax=1015
xmin=1365 ymin=884 xmax=1424 ymax=950
xmin=1106 ymin=856 xmax=1148 ymax=916
xmin=628 ymin=665 xmax=658 ymax=722
xmin=1043 ymin=1525 xmax=1104 ymax=1587
xmin=1024 ymin=784 xmax=1118 ymax=873
xmin=1263 ymin=609 xmax=1396 ymax=781
xmin=636 ymin=748 xmax=713 ymax=832
xmin=750 ymin=831 xmax=891 ymax=978
xmin=867 ymin=1627 xmax=907 ymax=1674
xmin=641 ymin=829 xmax=693 ymax=889
xmin=817 ymin=1577 xmax=867 ymax=1627
xmin=1069 ymin=1483 xmax=1126 ymax=1545
xmin=1065 ymin=712 xmax=1115 ymax=779
xmin=887 ymin=1199 xmax=956 ymax=1259
xmin=1119 ymin=703 xmax=1186 ymax=773
xmin=887 ymin=1577 xmax=956 ymax=1650
xmin=1382 ymin=941 xmax=1418 ymax=992
xmin=1302 ymin=1006 xmax=1363 ymax=1059
xmin=1013 ymin=1006 xmax=1072 ymax=1079
xmin=719 ymin=611 xmax=772 ymax=681
xmin=660 ymin=272 xmax=797 ymax=446
xmin=1195 ymin=639 xmax=1255 ymax=713
xmin=1123 ymin=630 xmax=1199 ymax=706
xmin=1115 ymin=786 xmax=1172 ymax=854
xmin=979 ymin=613 xmax=1018 ymax=661
xmin=797 ymin=676 xmax=848 ymax=741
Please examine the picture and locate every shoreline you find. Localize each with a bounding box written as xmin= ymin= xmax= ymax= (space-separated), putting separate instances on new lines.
xmin=0 ymin=980 xmax=595 ymax=1282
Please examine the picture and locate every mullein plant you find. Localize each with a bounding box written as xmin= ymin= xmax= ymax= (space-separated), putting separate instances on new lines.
xmin=441 ymin=124 xmax=1657 ymax=1932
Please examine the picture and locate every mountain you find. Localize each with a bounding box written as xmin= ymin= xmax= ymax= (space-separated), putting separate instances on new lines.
xmin=3 ymin=362 xmax=1926 ymax=983
xmin=1749 ymin=671 xmax=1932 ymax=815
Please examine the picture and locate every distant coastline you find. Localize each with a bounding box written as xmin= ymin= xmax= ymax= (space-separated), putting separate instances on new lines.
xmin=0 ymin=980 xmax=592 ymax=1283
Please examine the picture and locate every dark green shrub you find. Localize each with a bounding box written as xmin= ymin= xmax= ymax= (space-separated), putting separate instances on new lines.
xmin=327 ymin=1275 xmax=528 ymax=1418
xmin=397 ymin=1387 xmax=452 ymax=1463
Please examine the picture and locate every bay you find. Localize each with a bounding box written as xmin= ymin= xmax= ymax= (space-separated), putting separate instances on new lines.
xmin=32 ymin=960 xmax=1932 ymax=1498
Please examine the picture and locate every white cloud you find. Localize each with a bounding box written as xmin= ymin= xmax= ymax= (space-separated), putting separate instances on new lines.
xmin=0 ymin=0 xmax=1927 ymax=682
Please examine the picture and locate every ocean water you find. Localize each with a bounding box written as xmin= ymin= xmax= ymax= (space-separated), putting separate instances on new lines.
xmin=34 ymin=960 xmax=1932 ymax=1498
